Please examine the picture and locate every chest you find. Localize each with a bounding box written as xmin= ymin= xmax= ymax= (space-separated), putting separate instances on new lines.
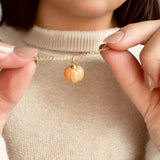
xmin=3 ymin=57 xmax=148 ymax=160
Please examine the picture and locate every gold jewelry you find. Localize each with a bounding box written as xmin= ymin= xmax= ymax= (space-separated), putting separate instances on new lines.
xmin=33 ymin=46 xmax=106 ymax=83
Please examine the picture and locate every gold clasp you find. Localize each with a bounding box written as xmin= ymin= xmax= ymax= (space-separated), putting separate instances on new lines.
xmin=72 ymin=57 xmax=76 ymax=64
xmin=33 ymin=56 xmax=39 ymax=64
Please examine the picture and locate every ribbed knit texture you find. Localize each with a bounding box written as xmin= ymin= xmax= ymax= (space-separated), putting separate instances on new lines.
xmin=24 ymin=25 xmax=119 ymax=52
xmin=0 ymin=23 xmax=159 ymax=160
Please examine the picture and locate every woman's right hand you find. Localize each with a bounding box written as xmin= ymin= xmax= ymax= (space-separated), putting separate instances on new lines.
xmin=0 ymin=41 xmax=37 ymax=135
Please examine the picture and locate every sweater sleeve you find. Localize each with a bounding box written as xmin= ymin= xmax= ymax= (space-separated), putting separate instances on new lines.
xmin=145 ymin=138 xmax=160 ymax=160
xmin=0 ymin=135 xmax=9 ymax=160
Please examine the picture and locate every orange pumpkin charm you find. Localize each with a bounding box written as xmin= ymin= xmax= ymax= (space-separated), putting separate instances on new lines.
xmin=64 ymin=63 xmax=84 ymax=83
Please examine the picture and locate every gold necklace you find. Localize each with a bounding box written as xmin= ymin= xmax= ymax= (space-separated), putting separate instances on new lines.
xmin=33 ymin=45 xmax=106 ymax=83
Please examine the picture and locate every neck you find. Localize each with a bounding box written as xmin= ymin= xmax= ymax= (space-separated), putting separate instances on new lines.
xmin=35 ymin=1 xmax=117 ymax=31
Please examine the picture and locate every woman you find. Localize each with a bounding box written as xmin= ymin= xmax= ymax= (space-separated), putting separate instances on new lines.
xmin=0 ymin=0 xmax=160 ymax=159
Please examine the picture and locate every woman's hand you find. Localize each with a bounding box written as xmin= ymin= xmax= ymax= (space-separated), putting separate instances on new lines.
xmin=0 ymin=42 xmax=37 ymax=134
xmin=100 ymin=20 xmax=160 ymax=152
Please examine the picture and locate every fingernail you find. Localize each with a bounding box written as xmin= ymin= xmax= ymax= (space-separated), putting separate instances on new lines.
xmin=144 ymin=73 xmax=155 ymax=91
xmin=99 ymin=43 xmax=110 ymax=53
xmin=99 ymin=43 xmax=106 ymax=49
xmin=103 ymin=31 xmax=124 ymax=43
xmin=14 ymin=46 xmax=38 ymax=58
xmin=0 ymin=41 xmax=14 ymax=54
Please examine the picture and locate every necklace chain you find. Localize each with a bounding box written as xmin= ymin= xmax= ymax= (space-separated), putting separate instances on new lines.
xmin=32 ymin=47 xmax=106 ymax=83
xmin=33 ymin=48 xmax=106 ymax=62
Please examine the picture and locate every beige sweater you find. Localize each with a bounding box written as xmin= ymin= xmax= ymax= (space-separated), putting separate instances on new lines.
xmin=0 ymin=23 xmax=159 ymax=160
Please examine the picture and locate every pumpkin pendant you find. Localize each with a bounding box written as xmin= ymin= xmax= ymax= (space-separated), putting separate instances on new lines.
xmin=64 ymin=61 xmax=84 ymax=83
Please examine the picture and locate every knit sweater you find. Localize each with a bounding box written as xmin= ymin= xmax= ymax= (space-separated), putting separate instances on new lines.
xmin=0 ymin=23 xmax=160 ymax=160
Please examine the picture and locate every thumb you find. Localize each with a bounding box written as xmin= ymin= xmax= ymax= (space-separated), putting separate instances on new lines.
xmin=0 ymin=61 xmax=37 ymax=116
xmin=100 ymin=47 xmax=152 ymax=118
xmin=103 ymin=20 xmax=160 ymax=51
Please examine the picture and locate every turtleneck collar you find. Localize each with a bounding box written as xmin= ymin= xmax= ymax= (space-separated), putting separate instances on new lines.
xmin=24 ymin=25 xmax=119 ymax=53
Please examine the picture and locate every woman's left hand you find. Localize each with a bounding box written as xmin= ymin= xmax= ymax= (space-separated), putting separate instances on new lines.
xmin=100 ymin=20 xmax=160 ymax=152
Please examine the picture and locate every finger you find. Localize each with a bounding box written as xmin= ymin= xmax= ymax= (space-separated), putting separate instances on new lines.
xmin=0 ymin=41 xmax=37 ymax=68
xmin=103 ymin=20 xmax=160 ymax=51
xmin=0 ymin=61 xmax=37 ymax=118
xmin=100 ymin=48 xmax=153 ymax=119
xmin=139 ymin=29 xmax=160 ymax=90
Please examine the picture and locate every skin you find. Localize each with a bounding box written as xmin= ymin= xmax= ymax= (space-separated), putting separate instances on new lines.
xmin=35 ymin=0 xmax=126 ymax=30
xmin=1 ymin=0 xmax=160 ymax=153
